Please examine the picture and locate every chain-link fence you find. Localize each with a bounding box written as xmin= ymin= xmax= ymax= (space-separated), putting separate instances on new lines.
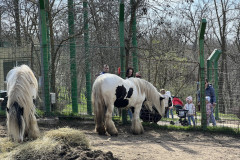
xmin=0 ymin=44 xmax=239 ymax=132
xmin=0 ymin=43 xmax=121 ymax=116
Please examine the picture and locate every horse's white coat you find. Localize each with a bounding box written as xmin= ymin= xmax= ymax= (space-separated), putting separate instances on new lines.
xmin=6 ymin=64 xmax=39 ymax=142
xmin=92 ymin=73 xmax=165 ymax=136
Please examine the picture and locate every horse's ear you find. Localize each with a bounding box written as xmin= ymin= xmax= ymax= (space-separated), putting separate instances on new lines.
xmin=160 ymin=96 xmax=165 ymax=101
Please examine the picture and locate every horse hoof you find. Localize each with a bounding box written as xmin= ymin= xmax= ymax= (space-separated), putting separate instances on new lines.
xmin=96 ymin=126 xmax=106 ymax=135
xmin=98 ymin=130 xmax=106 ymax=135
xmin=131 ymin=128 xmax=144 ymax=135
xmin=98 ymin=133 xmax=106 ymax=136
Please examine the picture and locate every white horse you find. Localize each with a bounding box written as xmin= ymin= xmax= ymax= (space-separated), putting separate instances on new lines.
xmin=6 ymin=64 xmax=39 ymax=142
xmin=92 ymin=73 xmax=165 ymax=136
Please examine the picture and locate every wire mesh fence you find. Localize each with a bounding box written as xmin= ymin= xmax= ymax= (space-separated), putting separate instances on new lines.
xmin=0 ymin=43 xmax=239 ymax=132
xmin=0 ymin=43 xmax=121 ymax=116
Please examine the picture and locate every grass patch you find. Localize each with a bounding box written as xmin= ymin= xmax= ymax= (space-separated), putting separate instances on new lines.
xmin=218 ymin=113 xmax=239 ymax=120
xmin=0 ymin=127 xmax=90 ymax=160
xmin=58 ymin=114 xmax=94 ymax=121
xmin=142 ymin=122 xmax=240 ymax=136
xmin=62 ymin=103 xmax=88 ymax=115
xmin=36 ymin=108 xmax=45 ymax=118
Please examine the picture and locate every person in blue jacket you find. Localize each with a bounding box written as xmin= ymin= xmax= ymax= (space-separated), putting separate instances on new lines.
xmin=198 ymin=79 xmax=216 ymax=126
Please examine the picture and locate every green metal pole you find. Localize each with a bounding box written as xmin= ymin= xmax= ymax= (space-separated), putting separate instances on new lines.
xmin=68 ymin=0 xmax=78 ymax=114
xmin=83 ymin=0 xmax=92 ymax=115
xmin=213 ymin=50 xmax=221 ymax=120
xmin=207 ymin=49 xmax=222 ymax=120
xmin=119 ymin=0 xmax=127 ymax=124
xmin=207 ymin=59 xmax=212 ymax=82
xmin=44 ymin=0 xmax=50 ymax=64
xmin=214 ymin=61 xmax=219 ymax=119
xmin=207 ymin=49 xmax=219 ymax=83
xmin=199 ymin=19 xmax=207 ymax=129
xmin=39 ymin=0 xmax=50 ymax=114
xmin=131 ymin=0 xmax=138 ymax=72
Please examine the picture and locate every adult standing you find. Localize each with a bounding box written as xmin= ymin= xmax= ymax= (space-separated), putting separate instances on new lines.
xmin=160 ymin=89 xmax=171 ymax=118
xmin=126 ymin=67 xmax=134 ymax=78
xmin=126 ymin=67 xmax=134 ymax=120
xmin=95 ymin=64 xmax=110 ymax=77
xmin=198 ymin=79 xmax=216 ymax=126
xmin=100 ymin=64 xmax=109 ymax=75
xmin=166 ymin=91 xmax=173 ymax=119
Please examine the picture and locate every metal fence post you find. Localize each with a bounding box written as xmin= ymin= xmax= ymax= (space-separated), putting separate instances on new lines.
xmin=119 ymin=0 xmax=127 ymax=124
xmin=38 ymin=0 xmax=50 ymax=115
xmin=131 ymin=0 xmax=138 ymax=73
xmin=68 ymin=0 xmax=78 ymax=114
xmin=199 ymin=19 xmax=207 ymax=129
xmin=83 ymin=0 xmax=92 ymax=115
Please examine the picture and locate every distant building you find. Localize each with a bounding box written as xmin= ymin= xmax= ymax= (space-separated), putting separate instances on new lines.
xmin=0 ymin=45 xmax=33 ymax=90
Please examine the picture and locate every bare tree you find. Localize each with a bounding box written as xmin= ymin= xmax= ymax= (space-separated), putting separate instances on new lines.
xmin=13 ymin=0 xmax=21 ymax=46
xmin=211 ymin=0 xmax=236 ymax=113
xmin=0 ymin=6 xmax=5 ymax=47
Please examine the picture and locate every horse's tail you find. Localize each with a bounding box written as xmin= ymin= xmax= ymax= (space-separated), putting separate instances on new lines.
xmin=92 ymin=78 xmax=106 ymax=135
xmin=6 ymin=102 xmax=25 ymax=142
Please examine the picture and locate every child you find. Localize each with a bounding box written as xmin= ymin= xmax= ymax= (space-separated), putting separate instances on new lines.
xmin=206 ymin=96 xmax=212 ymax=126
xmin=184 ymin=96 xmax=195 ymax=126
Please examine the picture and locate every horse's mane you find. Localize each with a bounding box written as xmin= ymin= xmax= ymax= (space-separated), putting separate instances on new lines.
xmin=128 ymin=78 xmax=161 ymax=106
xmin=7 ymin=65 xmax=38 ymax=128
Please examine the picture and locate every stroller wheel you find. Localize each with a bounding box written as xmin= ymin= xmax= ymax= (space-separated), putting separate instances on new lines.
xmin=179 ymin=119 xmax=182 ymax=123
xmin=170 ymin=121 xmax=175 ymax=125
xmin=183 ymin=120 xmax=188 ymax=126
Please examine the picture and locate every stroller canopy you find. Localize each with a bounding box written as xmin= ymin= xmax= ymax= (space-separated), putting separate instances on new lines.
xmin=172 ymin=97 xmax=183 ymax=106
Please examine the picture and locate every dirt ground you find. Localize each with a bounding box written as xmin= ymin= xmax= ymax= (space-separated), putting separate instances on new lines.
xmin=1 ymin=118 xmax=240 ymax=160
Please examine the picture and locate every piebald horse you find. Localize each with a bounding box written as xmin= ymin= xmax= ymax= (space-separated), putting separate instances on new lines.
xmin=92 ymin=73 xmax=165 ymax=136
xmin=6 ymin=64 xmax=39 ymax=142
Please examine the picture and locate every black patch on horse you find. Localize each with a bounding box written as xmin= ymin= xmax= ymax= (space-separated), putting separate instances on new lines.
xmin=13 ymin=102 xmax=24 ymax=133
xmin=33 ymin=99 xmax=36 ymax=106
xmin=114 ymin=85 xmax=129 ymax=108
xmin=115 ymin=85 xmax=127 ymax=99
xmin=126 ymin=88 xmax=133 ymax=98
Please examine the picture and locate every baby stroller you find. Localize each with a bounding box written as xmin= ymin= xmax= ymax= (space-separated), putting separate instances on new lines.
xmin=140 ymin=102 xmax=162 ymax=123
xmin=0 ymin=90 xmax=7 ymax=110
xmin=172 ymin=97 xmax=189 ymax=126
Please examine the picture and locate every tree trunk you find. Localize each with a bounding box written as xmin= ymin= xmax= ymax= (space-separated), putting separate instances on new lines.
xmin=125 ymin=0 xmax=140 ymax=72
xmin=0 ymin=8 xmax=2 ymax=47
xmin=14 ymin=0 xmax=21 ymax=46
xmin=45 ymin=0 xmax=56 ymax=95
xmin=213 ymin=0 xmax=234 ymax=113
xmin=89 ymin=0 xmax=104 ymax=67
xmin=46 ymin=0 xmax=57 ymax=111
xmin=218 ymin=52 xmax=225 ymax=113
xmin=148 ymin=36 xmax=152 ymax=82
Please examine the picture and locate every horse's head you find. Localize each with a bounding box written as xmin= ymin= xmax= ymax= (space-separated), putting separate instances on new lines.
xmin=6 ymin=102 xmax=25 ymax=142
